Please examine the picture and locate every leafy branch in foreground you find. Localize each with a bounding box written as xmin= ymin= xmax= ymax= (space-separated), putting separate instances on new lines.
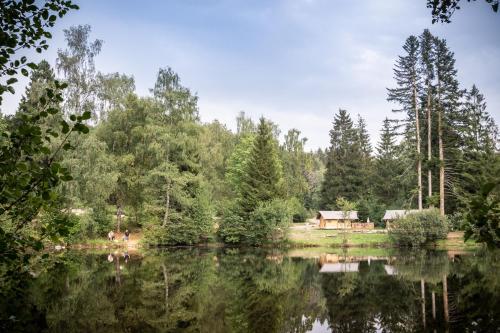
xmin=0 ymin=83 xmax=90 ymax=263
xmin=427 ymin=0 xmax=498 ymax=23
xmin=0 ymin=0 xmax=79 ymax=104
xmin=0 ymin=0 xmax=81 ymax=266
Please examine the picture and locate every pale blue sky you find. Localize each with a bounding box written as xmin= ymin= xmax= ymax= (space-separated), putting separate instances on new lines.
xmin=3 ymin=0 xmax=499 ymax=149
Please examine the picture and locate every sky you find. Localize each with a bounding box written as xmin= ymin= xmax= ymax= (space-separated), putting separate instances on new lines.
xmin=2 ymin=0 xmax=500 ymax=150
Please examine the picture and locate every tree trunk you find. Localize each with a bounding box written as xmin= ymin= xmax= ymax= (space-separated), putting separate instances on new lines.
xmin=421 ymin=279 xmax=426 ymax=329
xmin=116 ymin=206 xmax=121 ymax=233
xmin=162 ymin=180 xmax=171 ymax=227
xmin=427 ymin=89 xmax=433 ymax=206
xmin=162 ymin=263 xmax=169 ymax=313
xmin=115 ymin=255 xmax=121 ymax=285
xmin=413 ymin=84 xmax=423 ymax=210
xmin=437 ymin=78 xmax=445 ymax=217
xmin=432 ymin=291 xmax=436 ymax=320
xmin=443 ymin=275 xmax=449 ymax=323
xmin=439 ymin=112 xmax=445 ymax=216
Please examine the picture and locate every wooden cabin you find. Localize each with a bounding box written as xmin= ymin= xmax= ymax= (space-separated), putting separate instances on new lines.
xmin=317 ymin=211 xmax=359 ymax=229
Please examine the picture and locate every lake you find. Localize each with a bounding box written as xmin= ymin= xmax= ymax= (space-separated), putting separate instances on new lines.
xmin=1 ymin=248 xmax=499 ymax=332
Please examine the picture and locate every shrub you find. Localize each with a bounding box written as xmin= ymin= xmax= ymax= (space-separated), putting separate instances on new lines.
xmin=389 ymin=209 xmax=448 ymax=247
xmin=249 ymin=199 xmax=292 ymax=244
xmin=218 ymin=199 xmax=292 ymax=245
xmin=462 ymin=179 xmax=500 ymax=249
xmin=143 ymin=189 xmax=213 ymax=246
xmin=217 ymin=205 xmax=247 ymax=245
xmin=64 ymin=206 xmax=113 ymax=242
xmin=288 ymin=197 xmax=308 ymax=223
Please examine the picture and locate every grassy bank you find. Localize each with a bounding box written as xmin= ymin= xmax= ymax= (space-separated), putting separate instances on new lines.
xmin=288 ymin=228 xmax=390 ymax=247
xmin=434 ymin=231 xmax=479 ymax=250
xmin=288 ymin=228 xmax=480 ymax=250
xmin=59 ymin=229 xmax=479 ymax=252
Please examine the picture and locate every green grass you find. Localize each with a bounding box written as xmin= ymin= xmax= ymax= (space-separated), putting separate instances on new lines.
xmin=66 ymin=238 xmax=132 ymax=249
xmin=288 ymin=229 xmax=390 ymax=247
xmin=434 ymin=237 xmax=479 ymax=250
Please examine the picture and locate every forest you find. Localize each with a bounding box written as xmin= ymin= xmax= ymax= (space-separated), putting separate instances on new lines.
xmin=0 ymin=1 xmax=499 ymax=264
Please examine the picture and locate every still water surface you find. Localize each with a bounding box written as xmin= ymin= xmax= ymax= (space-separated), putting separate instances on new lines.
xmin=1 ymin=248 xmax=499 ymax=332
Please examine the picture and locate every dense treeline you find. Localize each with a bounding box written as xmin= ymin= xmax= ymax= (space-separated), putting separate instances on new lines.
xmin=321 ymin=30 xmax=499 ymax=236
xmin=1 ymin=20 xmax=498 ymax=250
xmin=3 ymin=25 xmax=328 ymax=246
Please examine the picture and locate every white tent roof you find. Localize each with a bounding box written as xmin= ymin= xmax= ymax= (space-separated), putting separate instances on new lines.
xmin=318 ymin=211 xmax=358 ymax=220
xmin=382 ymin=209 xmax=419 ymax=220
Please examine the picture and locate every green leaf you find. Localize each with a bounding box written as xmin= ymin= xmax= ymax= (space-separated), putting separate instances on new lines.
xmin=61 ymin=175 xmax=73 ymax=181
xmin=61 ymin=121 xmax=70 ymax=134
xmin=82 ymin=111 xmax=92 ymax=120
xmin=6 ymin=78 xmax=18 ymax=85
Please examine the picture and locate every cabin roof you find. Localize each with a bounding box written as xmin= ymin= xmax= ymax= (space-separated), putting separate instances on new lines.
xmin=317 ymin=210 xmax=358 ymax=220
xmin=382 ymin=209 xmax=419 ymax=220
xmin=320 ymin=263 xmax=359 ymax=273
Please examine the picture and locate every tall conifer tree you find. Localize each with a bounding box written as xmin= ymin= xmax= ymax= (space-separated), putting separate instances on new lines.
xmin=240 ymin=117 xmax=283 ymax=214
xmin=321 ymin=109 xmax=364 ymax=208
xmin=374 ymin=118 xmax=404 ymax=206
xmin=420 ymin=29 xmax=436 ymax=205
xmin=434 ymin=37 xmax=461 ymax=216
xmin=387 ymin=36 xmax=423 ymax=210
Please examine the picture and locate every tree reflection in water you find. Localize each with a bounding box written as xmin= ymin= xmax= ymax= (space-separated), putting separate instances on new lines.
xmin=0 ymin=248 xmax=498 ymax=332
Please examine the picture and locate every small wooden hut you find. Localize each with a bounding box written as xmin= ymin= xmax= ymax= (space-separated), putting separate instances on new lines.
xmin=316 ymin=211 xmax=358 ymax=229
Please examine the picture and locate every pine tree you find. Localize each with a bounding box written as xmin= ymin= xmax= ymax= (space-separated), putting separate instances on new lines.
xmin=455 ymin=85 xmax=499 ymax=202
xmin=461 ymin=85 xmax=497 ymax=153
xmin=374 ymin=118 xmax=404 ymax=206
xmin=239 ymin=117 xmax=284 ymax=214
xmin=387 ymin=35 xmax=423 ymax=210
xmin=321 ymin=109 xmax=364 ymax=208
xmin=420 ymin=29 xmax=436 ymax=205
xmin=356 ymin=115 xmax=373 ymax=158
xmin=434 ymin=37 xmax=461 ymax=216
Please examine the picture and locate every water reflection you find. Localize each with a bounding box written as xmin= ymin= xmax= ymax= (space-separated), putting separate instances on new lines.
xmin=0 ymin=248 xmax=499 ymax=332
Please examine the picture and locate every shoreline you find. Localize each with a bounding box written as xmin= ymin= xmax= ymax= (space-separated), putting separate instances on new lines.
xmin=53 ymin=230 xmax=479 ymax=252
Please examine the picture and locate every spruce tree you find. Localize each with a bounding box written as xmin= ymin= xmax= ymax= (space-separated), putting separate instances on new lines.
xmin=239 ymin=117 xmax=283 ymax=214
xmin=420 ymin=29 xmax=436 ymax=205
xmin=356 ymin=115 xmax=373 ymax=158
xmin=455 ymin=85 xmax=499 ymax=203
xmin=374 ymin=118 xmax=404 ymax=206
xmin=387 ymin=35 xmax=424 ymax=210
xmin=461 ymin=85 xmax=498 ymax=153
xmin=320 ymin=109 xmax=364 ymax=208
xmin=434 ymin=37 xmax=461 ymax=216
